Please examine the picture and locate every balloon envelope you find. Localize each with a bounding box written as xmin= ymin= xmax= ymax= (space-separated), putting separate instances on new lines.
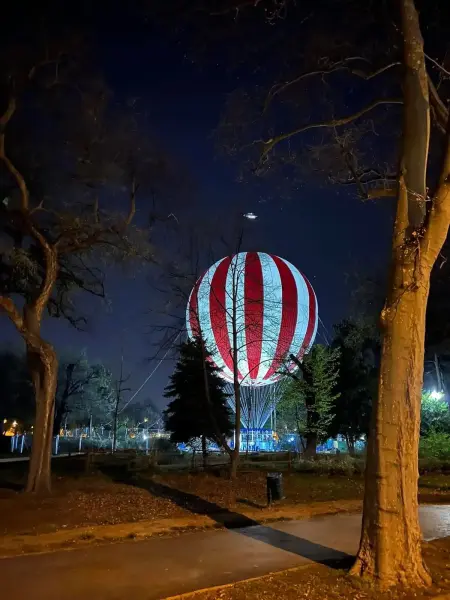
xmin=186 ymin=252 xmax=318 ymax=386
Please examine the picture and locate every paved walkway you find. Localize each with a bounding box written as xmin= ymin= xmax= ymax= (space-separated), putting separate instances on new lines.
xmin=0 ymin=452 xmax=85 ymax=464
xmin=1 ymin=505 xmax=449 ymax=600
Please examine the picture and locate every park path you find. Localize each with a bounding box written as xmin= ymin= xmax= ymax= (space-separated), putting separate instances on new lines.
xmin=0 ymin=452 xmax=85 ymax=463
xmin=1 ymin=505 xmax=449 ymax=600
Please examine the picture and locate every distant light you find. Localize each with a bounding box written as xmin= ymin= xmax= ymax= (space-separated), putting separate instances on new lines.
xmin=144 ymin=418 xmax=148 ymax=422
xmin=3 ymin=419 xmax=6 ymax=424
xmin=289 ymin=437 xmax=294 ymax=442
xmin=12 ymin=421 xmax=17 ymax=427
xmin=243 ymin=212 xmax=258 ymax=220
xmin=143 ymin=434 xmax=148 ymax=441
xmin=430 ymin=390 xmax=445 ymax=400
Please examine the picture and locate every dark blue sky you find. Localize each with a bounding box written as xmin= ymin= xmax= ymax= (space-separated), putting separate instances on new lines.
xmin=0 ymin=8 xmax=394 ymax=410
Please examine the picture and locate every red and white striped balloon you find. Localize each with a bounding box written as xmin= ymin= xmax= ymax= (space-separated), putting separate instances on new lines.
xmin=186 ymin=252 xmax=318 ymax=386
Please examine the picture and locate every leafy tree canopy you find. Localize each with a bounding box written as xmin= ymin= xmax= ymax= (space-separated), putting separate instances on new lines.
xmin=329 ymin=319 xmax=380 ymax=452
xmin=278 ymin=344 xmax=340 ymax=451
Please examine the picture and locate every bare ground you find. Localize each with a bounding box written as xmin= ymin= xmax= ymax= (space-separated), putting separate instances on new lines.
xmin=0 ymin=460 xmax=449 ymax=538
xmin=184 ymin=537 xmax=450 ymax=600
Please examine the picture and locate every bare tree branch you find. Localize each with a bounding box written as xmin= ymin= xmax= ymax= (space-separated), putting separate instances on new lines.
xmin=261 ymin=98 xmax=403 ymax=159
xmin=425 ymin=53 xmax=450 ymax=77
xmin=428 ymin=75 xmax=449 ymax=134
xmin=264 ymin=60 xmax=401 ymax=112
xmin=0 ymin=295 xmax=24 ymax=330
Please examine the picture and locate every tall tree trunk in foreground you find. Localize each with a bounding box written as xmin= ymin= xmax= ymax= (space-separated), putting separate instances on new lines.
xmin=350 ymin=257 xmax=432 ymax=586
xmin=351 ymin=0 xmax=450 ymax=586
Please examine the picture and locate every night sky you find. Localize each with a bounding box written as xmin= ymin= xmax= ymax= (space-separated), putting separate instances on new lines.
xmin=0 ymin=5 xmax=394 ymax=410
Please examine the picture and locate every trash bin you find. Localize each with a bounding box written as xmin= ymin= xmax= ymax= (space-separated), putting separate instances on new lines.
xmin=267 ymin=472 xmax=283 ymax=505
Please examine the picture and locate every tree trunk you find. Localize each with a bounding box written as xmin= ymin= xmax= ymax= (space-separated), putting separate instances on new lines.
xmin=303 ymin=432 xmax=317 ymax=458
xmin=230 ymin=377 xmax=241 ymax=478
xmin=53 ymin=362 xmax=75 ymax=435
xmin=26 ymin=343 xmax=58 ymax=494
xmin=350 ymin=257 xmax=432 ymax=587
xmin=199 ymin=335 xmax=233 ymax=460
xmin=112 ymin=404 xmax=119 ymax=453
xmin=303 ymin=397 xmax=317 ymax=457
xmin=350 ymin=0 xmax=450 ymax=585
xmin=230 ymin=276 xmax=241 ymax=479
xmin=346 ymin=435 xmax=356 ymax=456
xmin=201 ymin=434 xmax=207 ymax=469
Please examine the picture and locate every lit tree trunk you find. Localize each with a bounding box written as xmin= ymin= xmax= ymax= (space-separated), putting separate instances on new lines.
xmin=26 ymin=347 xmax=58 ymax=493
xmin=0 ymin=242 xmax=59 ymax=494
xmin=351 ymin=0 xmax=450 ymax=586
xmin=24 ymin=305 xmax=59 ymax=493
xmin=351 ymin=257 xmax=431 ymax=585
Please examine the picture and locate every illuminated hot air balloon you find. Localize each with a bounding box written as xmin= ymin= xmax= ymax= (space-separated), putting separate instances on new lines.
xmin=186 ymin=252 xmax=318 ymax=389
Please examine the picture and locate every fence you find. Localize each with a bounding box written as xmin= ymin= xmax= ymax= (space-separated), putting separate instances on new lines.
xmin=5 ymin=427 xmax=169 ymax=457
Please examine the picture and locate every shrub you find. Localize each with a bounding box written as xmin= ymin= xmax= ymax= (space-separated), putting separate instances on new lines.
xmin=294 ymin=454 xmax=365 ymax=476
xmin=419 ymin=431 xmax=450 ymax=460
xmin=418 ymin=457 xmax=450 ymax=473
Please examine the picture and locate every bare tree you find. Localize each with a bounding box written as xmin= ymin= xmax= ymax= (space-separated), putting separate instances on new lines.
xmin=112 ymin=351 xmax=131 ymax=453
xmin=0 ymin=40 xmax=172 ymax=492
xmin=54 ymin=351 xmax=95 ymax=434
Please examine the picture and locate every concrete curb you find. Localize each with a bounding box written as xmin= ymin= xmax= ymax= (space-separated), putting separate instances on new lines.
xmin=0 ymin=499 xmax=362 ymax=558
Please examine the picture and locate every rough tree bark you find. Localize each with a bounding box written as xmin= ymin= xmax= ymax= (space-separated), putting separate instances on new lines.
xmin=22 ymin=257 xmax=59 ymax=493
xmin=0 ymin=236 xmax=59 ymax=493
xmin=26 ymin=341 xmax=58 ymax=493
xmin=0 ymin=277 xmax=59 ymax=494
xmin=351 ymin=0 xmax=450 ymax=587
xmin=350 ymin=252 xmax=432 ymax=585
